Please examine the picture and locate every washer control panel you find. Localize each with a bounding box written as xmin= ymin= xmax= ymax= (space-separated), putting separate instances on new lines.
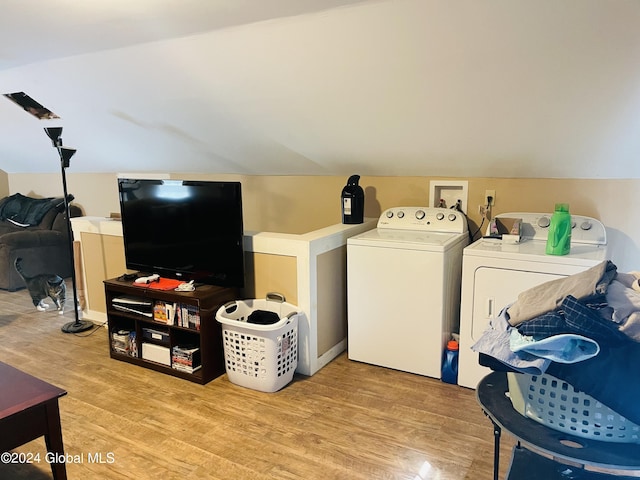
xmin=377 ymin=207 xmax=468 ymax=233
xmin=493 ymin=212 xmax=606 ymax=245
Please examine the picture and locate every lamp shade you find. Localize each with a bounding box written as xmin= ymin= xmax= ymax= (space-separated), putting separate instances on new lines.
xmin=59 ymin=147 xmax=76 ymax=168
xmin=44 ymin=127 xmax=63 ymax=147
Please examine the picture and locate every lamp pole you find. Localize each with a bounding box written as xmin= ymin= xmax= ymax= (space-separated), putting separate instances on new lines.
xmin=45 ymin=127 xmax=93 ymax=333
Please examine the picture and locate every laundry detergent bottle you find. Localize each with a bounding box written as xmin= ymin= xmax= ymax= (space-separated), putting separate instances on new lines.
xmin=441 ymin=339 xmax=459 ymax=384
xmin=341 ymin=175 xmax=364 ymax=224
xmin=546 ymin=203 xmax=572 ymax=255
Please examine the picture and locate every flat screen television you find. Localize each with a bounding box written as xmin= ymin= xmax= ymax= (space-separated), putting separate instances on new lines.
xmin=117 ymin=178 xmax=245 ymax=288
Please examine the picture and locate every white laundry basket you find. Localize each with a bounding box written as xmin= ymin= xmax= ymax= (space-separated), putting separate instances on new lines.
xmin=507 ymin=372 xmax=640 ymax=443
xmin=216 ymin=293 xmax=299 ymax=392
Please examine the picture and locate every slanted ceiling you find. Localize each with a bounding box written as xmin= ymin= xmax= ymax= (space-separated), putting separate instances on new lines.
xmin=0 ymin=0 xmax=639 ymax=178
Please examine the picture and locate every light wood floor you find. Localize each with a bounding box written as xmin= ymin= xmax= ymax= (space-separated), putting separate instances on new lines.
xmin=0 ymin=284 xmax=515 ymax=480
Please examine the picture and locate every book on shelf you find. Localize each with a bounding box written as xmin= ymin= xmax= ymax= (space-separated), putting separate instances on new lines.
xmin=153 ymin=300 xmax=168 ymax=322
xmin=178 ymin=304 xmax=200 ymax=330
xmin=128 ymin=331 xmax=138 ymax=357
xmin=111 ymin=329 xmax=132 ymax=355
xmin=153 ymin=301 xmax=177 ymax=325
xmin=172 ymin=345 xmax=201 ymax=373
xmin=172 ymin=363 xmax=202 ymax=374
xmin=112 ymin=330 xmax=140 ymax=358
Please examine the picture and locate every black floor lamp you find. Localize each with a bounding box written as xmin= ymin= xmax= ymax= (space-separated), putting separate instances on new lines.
xmin=44 ymin=127 xmax=93 ymax=333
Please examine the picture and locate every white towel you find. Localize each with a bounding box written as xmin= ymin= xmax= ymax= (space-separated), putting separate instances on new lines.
xmin=620 ymin=312 xmax=640 ymax=342
xmin=615 ymin=271 xmax=640 ymax=292
xmin=606 ymin=280 xmax=640 ymax=323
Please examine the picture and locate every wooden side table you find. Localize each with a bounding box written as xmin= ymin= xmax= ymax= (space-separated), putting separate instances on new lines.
xmin=476 ymin=371 xmax=640 ymax=480
xmin=0 ymin=361 xmax=68 ymax=480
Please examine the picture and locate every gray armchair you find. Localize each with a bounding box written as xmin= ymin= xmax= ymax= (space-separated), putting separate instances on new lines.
xmin=0 ymin=193 xmax=82 ymax=291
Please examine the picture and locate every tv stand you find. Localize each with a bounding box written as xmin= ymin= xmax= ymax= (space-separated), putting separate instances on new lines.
xmin=103 ymin=277 xmax=238 ymax=384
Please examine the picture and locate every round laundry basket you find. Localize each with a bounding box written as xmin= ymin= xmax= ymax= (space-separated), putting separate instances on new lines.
xmin=216 ymin=293 xmax=299 ymax=392
xmin=507 ymin=372 xmax=640 ymax=443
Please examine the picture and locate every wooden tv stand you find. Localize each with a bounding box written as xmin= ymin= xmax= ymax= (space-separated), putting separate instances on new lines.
xmin=103 ymin=277 xmax=237 ymax=384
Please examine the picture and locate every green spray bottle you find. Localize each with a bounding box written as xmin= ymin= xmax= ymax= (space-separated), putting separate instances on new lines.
xmin=546 ymin=203 xmax=572 ymax=255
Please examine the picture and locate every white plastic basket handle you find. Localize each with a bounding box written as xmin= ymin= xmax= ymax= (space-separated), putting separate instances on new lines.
xmin=266 ymin=292 xmax=286 ymax=303
xmin=220 ymin=293 xmax=286 ymax=315
xmin=222 ymin=300 xmax=238 ymax=314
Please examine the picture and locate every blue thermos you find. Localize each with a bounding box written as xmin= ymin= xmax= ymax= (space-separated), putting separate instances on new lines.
xmin=441 ymin=339 xmax=459 ymax=384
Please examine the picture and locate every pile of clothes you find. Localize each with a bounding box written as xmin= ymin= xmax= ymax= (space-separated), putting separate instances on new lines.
xmin=473 ymin=260 xmax=640 ymax=425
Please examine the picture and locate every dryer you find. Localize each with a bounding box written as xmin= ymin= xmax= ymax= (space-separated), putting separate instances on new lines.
xmin=347 ymin=207 xmax=468 ymax=378
xmin=458 ymin=212 xmax=608 ymax=389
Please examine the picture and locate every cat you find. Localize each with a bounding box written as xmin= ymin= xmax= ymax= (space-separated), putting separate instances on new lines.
xmin=14 ymin=257 xmax=66 ymax=314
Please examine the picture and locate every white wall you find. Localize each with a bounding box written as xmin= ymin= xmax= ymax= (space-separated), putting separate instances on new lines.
xmin=1 ymin=0 xmax=639 ymax=179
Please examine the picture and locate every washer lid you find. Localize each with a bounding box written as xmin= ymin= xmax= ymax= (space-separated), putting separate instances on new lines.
xmin=348 ymin=227 xmax=468 ymax=250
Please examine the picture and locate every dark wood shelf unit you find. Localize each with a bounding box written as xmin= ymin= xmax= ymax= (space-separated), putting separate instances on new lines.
xmin=104 ymin=277 xmax=237 ymax=384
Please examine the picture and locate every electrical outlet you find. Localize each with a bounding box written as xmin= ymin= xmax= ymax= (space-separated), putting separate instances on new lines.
xmin=485 ymin=190 xmax=495 ymax=206
xmin=478 ymin=205 xmax=487 ymax=216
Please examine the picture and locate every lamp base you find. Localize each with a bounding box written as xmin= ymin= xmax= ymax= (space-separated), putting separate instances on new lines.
xmin=61 ymin=320 xmax=94 ymax=334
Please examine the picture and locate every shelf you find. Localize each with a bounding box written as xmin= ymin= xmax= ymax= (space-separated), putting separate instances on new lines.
xmin=104 ymin=277 xmax=238 ymax=385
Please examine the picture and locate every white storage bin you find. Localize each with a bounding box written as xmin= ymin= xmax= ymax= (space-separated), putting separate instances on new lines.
xmin=141 ymin=343 xmax=171 ymax=366
xmin=216 ymin=293 xmax=299 ymax=393
xmin=508 ymin=372 xmax=640 ymax=443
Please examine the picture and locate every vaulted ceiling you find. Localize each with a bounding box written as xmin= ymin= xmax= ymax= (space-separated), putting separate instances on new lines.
xmin=1 ymin=0 xmax=639 ymax=178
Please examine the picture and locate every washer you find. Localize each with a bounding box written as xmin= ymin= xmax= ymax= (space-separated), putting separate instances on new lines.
xmin=458 ymin=212 xmax=608 ymax=389
xmin=347 ymin=207 xmax=469 ymax=378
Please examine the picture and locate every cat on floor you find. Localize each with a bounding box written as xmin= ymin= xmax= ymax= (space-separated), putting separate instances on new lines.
xmin=14 ymin=257 xmax=66 ymax=314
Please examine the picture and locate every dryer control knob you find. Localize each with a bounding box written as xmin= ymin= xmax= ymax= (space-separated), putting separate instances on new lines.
xmin=436 ymin=212 xmax=445 ymax=221
xmin=580 ymin=221 xmax=592 ymax=231
xmin=448 ymin=213 xmax=457 ymax=221
xmin=415 ymin=210 xmax=425 ymax=220
xmin=537 ymin=216 xmax=550 ymax=228
xmin=386 ymin=211 xmax=394 ymax=219
xmin=397 ymin=211 xmax=405 ymax=219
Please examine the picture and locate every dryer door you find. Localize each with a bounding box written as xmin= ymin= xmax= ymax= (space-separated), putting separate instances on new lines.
xmin=471 ymin=266 xmax=564 ymax=341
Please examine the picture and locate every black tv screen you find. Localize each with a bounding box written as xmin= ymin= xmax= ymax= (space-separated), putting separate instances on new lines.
xmin=117 ymin=178 xmax=244 ymax=288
